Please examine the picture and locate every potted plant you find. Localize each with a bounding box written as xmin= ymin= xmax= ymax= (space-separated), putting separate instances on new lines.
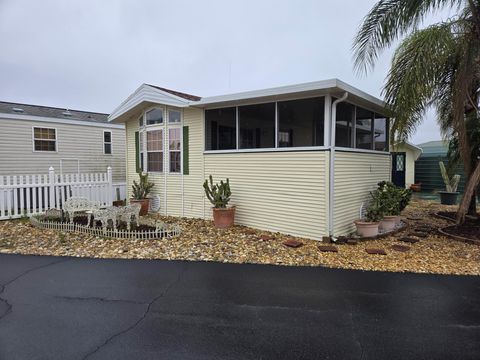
xmin=354 ymin=194 xmax=384 ymax=237
xmin=438 ymin=161 xmax=460 ymax=205
xmin=376 ymin=181 xmax=412 ymax=229
xmin=131 ymin=173 xmax=155 ymax=215
xmin=203 ymin=175 xmax=235 ymax=228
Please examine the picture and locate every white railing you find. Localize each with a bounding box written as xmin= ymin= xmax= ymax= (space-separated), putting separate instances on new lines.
xmin=0 ymin=167 xmax=115 ymax=220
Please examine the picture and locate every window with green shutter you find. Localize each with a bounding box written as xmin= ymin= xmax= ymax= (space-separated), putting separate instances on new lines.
xmin=183 ymin=126 xmax=189 ymax=175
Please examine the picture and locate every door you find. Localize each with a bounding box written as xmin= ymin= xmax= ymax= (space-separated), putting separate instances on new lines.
xmin=391 ymin=152 xmax=406 ymax=188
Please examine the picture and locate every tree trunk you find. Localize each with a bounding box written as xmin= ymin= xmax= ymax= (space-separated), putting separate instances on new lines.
xmin=457 ymin=160 xmax=480 ymax=223
xmin=468 ymin=190 xmax=477 ymax=215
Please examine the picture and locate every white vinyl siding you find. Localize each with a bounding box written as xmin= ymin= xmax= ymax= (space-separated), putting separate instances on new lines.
xmin=204 ymin=151 xmax=329 ymax=239
xmin=333 ymin=151 xmax=391 ymax=235
xmin=0 ymin=118 xmax=126 ymax=182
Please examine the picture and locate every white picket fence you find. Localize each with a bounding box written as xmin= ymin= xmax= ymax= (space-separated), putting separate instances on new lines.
xmin=0 ymin=167 xmax=118 ymax=220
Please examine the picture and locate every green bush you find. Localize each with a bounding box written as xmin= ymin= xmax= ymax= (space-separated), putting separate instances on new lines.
xmin=374 ymin=181 xmax=412 ymax=216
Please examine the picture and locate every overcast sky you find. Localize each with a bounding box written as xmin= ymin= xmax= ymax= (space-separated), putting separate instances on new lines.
xmin=0 ymin=0 xmax=452 ymax=144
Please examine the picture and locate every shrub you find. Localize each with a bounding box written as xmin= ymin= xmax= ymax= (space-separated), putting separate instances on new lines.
xmin=365 ymin=194 xmax=385 ymax=222
xmin=375 ymin=181 xmax=412 ymax=216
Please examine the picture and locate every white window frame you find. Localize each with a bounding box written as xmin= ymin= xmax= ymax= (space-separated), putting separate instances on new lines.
xmin=32 ymin=126 xmax=57 ymax=153
xmin=145 ymin=106 xmax=165 ymax=126
xmin=138 ymin=106 xmax=183 ymax=174
xmin=103 ymin=130 xmax=112 ymax=155
xmin=146 ymin=128 xmax=164 ymax=173
xmin=167 ymin=108 xmax=183 ymax=174
xmin=204 ymin=96 xmax=390 ymax=155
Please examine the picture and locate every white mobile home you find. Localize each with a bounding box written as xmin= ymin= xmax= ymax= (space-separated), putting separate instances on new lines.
xmin=109 ymin=79 xmax=391 ymax=240
xmin=0 ymin=101 xmax=126 ymax=182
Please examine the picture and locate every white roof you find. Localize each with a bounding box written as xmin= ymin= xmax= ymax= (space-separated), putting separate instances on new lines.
xmin=108 ymin=79 xmax=388 ymax=123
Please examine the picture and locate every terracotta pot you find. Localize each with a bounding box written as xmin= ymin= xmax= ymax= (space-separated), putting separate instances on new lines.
xmin=212 ymin=206 xmax=236 ymax=228
xmin=410 ymin=183 xmax=422 ymax=192
xmin=354 ymin=220 xmax=379 ymax=237
xmin=394 ymin=215 xmax=401 ymax=225
xmin=130 ymin=198 xmax=150 ymax=216
xmin=380 ymin=215 xmax=397 ymax=231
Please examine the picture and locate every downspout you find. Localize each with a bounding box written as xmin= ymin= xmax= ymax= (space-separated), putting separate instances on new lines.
xmin=329 ymin=92 xmax=348 ymax=237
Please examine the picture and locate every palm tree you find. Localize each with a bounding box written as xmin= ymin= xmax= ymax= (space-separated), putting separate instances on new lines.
xmin=353 ymin=0 xmax=480 ymax=223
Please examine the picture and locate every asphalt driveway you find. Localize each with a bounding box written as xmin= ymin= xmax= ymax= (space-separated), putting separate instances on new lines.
xmin=0 ymin=254 xmax=479 ymax=359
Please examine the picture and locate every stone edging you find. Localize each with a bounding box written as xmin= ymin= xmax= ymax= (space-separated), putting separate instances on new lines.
xmin=30 ymin=215 xmax=181 ymax=240
xmin=437 ymin=226 xmax=480 ymax=246
xmin=432 ymin=212 xmax=456 ymax=223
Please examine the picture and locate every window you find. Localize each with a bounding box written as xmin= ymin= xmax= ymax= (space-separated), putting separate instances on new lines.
xmin=138 ymin=114 xmax=144 ymax=128
xmin=374 ymin=116 xmax=388 ymax=151
xmin=169 ymin=128 xmax=181 ymax=173
xmin=355 ymin=107 xmax=373 ymax=150
xmin=205 ymin=107 xmax=236 ymax=150
xmin=278 ymin=97 xmax=324 ymax=147
xmin=147 ymin=130 xmax=163 ymax=172
xmin=33 ymin=127 xmax=56 ymax=152
xmin=239 ymin=103 xmax=275 ymax=149
xmin=335 ymin=102 xmax=354 ymax=147
xmin=103 ymin=131 xmax=112 ymax=154
xmin=168 ymin=109 xmax=181 ymax=124
xmin=146 ymin=108 xmax=163 ymax=125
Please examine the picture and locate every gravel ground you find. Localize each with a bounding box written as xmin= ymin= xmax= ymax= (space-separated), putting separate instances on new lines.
xmin=0 ymin=200 xmax=478 ymax=275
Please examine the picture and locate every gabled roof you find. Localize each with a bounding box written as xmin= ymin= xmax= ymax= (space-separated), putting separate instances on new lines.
xmin=146 ymin=84 xmax=201 ymax=101
xmin=108 ymin=83 xmax=198 ymax=123
xmin=0 ymin=101 xmax=109 ymax=123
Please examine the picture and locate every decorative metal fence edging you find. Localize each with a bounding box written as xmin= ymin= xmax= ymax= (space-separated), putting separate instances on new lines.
xmin=30 ymin=215 xmax=181 ymax=240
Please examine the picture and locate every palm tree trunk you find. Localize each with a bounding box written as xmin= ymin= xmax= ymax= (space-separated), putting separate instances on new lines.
xmin=456 ymin=160 xmax=480 ymax=223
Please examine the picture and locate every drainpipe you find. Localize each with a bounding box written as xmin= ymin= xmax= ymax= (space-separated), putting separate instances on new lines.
xmin=329 ymin=92 xmax=348 ymax=237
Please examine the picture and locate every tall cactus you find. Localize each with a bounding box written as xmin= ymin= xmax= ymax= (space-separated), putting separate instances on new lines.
xmin=203 ymin=175 xmax=231 ymax=208
xmin=439 ymin=161 xmax=460 ymax=192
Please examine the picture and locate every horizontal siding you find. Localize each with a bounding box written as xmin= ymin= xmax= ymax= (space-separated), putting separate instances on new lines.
xmin=0 ymin=118 xmax=126 ymax=182
xmin=204 ymin=152 xmax=328 ymax=240
xmin=333 ymin=151 xmax=391 ymax=235
xmin=182 ymin=108 xmax=204 ymax=218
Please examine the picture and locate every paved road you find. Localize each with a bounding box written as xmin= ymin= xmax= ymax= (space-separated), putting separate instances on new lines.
xmin=0 ymin=254 xmax=479 ymax=359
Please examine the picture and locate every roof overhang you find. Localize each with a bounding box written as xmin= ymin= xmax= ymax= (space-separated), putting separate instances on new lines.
xmin=393 ymin=141 xmax=423 ymax=160
xmin=193 ymin=78 xmax=388 ymax=116
xmin=109 ymin=79 xmax=389 ymax=123
xmin=108 ymin=84 xmax=192 ymax=123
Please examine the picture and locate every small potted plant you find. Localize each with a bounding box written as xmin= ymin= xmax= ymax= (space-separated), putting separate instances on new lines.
xmin=354 ymin=194 xmax=384 ymax=237
xmin=131 ymin=172 xmax=155 ymax=215
xmin=203 ymin=175 xmax=235 ymax=228
xmin=438 ymin=161 xmax=460 ymax=205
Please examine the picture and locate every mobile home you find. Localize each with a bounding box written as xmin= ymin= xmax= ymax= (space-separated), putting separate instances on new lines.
xmin=109 ymin=79 xmax=391 ymax=240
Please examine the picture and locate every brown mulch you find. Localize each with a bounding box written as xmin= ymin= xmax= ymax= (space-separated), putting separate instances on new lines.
xmin=0 ymin=200 xmax=479 ymax=276
xmin=435 ymin=211 xmax=480 ymax=241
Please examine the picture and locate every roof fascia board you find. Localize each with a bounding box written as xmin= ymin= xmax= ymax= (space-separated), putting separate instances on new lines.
xmin=108 ymin=84 xmax=190 ymax=122
xmin=0 ymin=113 xmax=124 ymax=129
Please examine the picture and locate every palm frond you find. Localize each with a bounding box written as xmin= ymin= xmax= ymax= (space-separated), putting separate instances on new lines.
xmin=353 ymin=0 xmax=460 ymax=74
xmin=383 ymin=21 xmax=459 ymax=140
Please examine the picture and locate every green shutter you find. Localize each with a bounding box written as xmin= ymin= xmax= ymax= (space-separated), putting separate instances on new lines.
xmin=135 ymin=131 xmax=141 ymax=173
xmin=183 ymin=126 xmax=189 ymax=175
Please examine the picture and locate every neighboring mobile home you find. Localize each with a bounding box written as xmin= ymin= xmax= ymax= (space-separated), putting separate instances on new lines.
xmin=0 ymin=101 xmax=126 ymax=182
xmin=109 ymin=79 xmax=391 ymax=240
xmin=391 ymin=142 xmax=422 ymax=189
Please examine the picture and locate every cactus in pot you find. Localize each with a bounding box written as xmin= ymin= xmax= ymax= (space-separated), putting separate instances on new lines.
xmin=438 ymin=161 xmax=460 ymax=205
xmin=203 ymin=175 xmax=235 ymax=228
